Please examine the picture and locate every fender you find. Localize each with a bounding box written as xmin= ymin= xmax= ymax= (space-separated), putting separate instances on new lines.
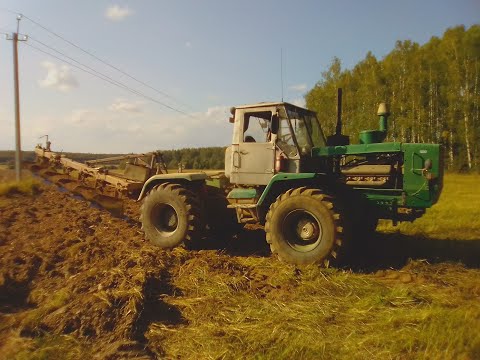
xmin=257 ymin=172 xmax=329 ymax=207
xmin=137 ymin=173 xmax=207 ymax=201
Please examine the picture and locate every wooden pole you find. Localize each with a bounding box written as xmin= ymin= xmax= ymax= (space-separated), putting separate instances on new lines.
xmin=12 ymin=32 xmax=22 ymax=181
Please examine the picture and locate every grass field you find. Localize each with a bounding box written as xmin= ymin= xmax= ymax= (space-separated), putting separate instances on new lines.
xmin=1 ymin=173 xmax=479 ymax=359
xmin=379 ymin=173 xmax=480 ymax=240
xmin=147 ymin=173 xmax=480 ymax=359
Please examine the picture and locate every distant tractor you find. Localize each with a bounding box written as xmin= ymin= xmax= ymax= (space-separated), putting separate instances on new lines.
xmin=138 ymin=93 xmax=443 ymax=266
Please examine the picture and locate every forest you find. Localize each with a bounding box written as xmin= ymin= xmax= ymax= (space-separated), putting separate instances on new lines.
xmin=306 ymin=25 xmax=480 ymax=172
xmin=0 ymin=148 xmax=227 ymax=170
xmin=160 ymin=147 xmax=225 ymax=170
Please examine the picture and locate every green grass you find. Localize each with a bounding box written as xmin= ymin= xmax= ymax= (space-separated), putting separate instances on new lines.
xmin=7 ymin=335 xmax=91 ymax=360
xmin=147 ymin=254 xmax=480 ymax=360
xmin=148 ymin=174 xmax=480 ymax=359
xmin=379 ymin=173 xmax=480 ymax=240
xmin=20 ymin=289 xmax=72 ymax=335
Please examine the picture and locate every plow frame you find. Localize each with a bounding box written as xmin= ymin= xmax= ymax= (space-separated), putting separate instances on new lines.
xmin=33 ymin=145 xmax=168 ymax=199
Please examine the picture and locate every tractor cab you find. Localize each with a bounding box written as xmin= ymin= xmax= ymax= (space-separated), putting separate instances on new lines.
xmin=225 ymin=102 xmax=327 ymax=185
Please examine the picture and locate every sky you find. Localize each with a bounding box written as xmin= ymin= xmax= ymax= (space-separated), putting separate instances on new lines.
xmin=0 ymin=0 xmax=479 ymax=153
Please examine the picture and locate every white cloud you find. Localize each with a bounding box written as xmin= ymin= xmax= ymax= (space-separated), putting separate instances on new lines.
xmin=108 ymin=99 xmax=143 ymax=113
xmin=164 ymin=105 xmax=232 ymax=147
xmin=204 ymin=106 xmax=230 ymax=124
xmin=69 ymin=109 xmax=96 ymax=125
xmin=289 ymin=83 xmax=308 ymax=92
xmin=291 ymin=98 xmax=306 ymax=108
xmin=38 ymin=61 xmax=78 ymax=92
xmin=19 ymin=104 xmax=234 ymax=154
xmin=185 ymin=41 xmax=192 ymax=48
xmin=67 ymin=108 xmax=120 ymax=133
xmin=105 ymin=5 xmax=132 ymax=21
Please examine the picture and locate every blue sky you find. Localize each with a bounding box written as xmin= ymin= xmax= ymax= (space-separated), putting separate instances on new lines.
xmin=0 ymin=0 xmax=479 ymax=153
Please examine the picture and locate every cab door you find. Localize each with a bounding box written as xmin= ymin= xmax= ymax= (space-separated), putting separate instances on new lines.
xmin=230 ymin=110 xmax=275 ymax=185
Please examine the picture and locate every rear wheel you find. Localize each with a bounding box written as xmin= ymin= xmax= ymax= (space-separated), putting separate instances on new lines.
xmin=140 ymin=183 xmax=202 ymax=248
xmin=265 ymin=187 xmax=344 ymax=266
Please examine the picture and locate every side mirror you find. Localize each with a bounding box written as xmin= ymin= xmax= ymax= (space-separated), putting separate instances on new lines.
xmin=229 ymin=106 xmax=236 ymax=123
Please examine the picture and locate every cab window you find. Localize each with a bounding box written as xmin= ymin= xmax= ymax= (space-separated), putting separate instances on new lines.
xmin=287 ymin=109 xmax=326 ymax=148
xmin=243 ymin=111 xmax=272 ymax=143
xmin=277 ymin=118 xmax=298 ymax=157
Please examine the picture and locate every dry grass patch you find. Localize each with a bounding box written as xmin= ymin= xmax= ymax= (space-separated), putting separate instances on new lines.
xmin=379 ymin=173 xmax=480 ymax=240
xmin=0 ymin=177 xmax=41 ymax=196
xmin=146 ymin=254 xmax=480 ymax=360
xmin=4 ymin=334 xmax=92 ymax=360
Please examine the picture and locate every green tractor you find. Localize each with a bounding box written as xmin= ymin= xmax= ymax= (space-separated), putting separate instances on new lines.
xmin=138 ymin=94 xmax=443 ymax=266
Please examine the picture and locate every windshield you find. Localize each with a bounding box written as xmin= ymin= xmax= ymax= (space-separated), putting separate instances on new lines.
xmin=287 ymin=108 xmax=326 ymax=148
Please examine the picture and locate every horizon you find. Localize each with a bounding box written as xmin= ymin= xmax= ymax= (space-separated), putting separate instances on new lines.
xmin=1 ymin=1 xmax=478 ymax=153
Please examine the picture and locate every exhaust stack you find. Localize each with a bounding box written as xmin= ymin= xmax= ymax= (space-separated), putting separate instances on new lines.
xmin=326 ymin=88 xmax=350 ymax=146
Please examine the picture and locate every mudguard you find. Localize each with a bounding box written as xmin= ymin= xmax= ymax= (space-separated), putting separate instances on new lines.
xmin=137 ymin=173 xmax=207 ymax=201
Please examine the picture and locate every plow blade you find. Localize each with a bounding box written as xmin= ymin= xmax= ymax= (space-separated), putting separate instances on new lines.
xmin=72 ymin=186 xmax=124 ymax=216
xmin=38 ymin=169 xmax=73 ymax=185
xmin=29 ymin=165 xmax=125 ymax=217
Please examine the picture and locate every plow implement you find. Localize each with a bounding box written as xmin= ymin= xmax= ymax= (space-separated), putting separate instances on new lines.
xmin=29 ymin=144 xmax=168 ymax=215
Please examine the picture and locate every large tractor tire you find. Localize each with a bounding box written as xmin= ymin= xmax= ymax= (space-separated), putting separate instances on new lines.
xmin=140 ymin=183 xmax=202 ymax=248
xmin=265 ymin=187 xmax=344 ymax=266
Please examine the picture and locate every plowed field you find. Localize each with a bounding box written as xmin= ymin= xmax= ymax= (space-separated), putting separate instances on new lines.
xmin=0 ymin=171 xmax=479 ymax=359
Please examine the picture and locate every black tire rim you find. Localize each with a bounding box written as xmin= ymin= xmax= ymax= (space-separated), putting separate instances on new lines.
xmin=282 ymin=209 xmax=322 ymax=252
xmin=151 ymin=203 xmax=178 ymax=236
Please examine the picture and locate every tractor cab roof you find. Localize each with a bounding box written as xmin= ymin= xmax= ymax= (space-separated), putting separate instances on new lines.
xmin=234 ymin=101 xmax=316 ymax=115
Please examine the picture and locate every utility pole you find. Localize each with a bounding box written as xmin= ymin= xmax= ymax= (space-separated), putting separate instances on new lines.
xmin=6 ymin=15 xmax=28 ymax=181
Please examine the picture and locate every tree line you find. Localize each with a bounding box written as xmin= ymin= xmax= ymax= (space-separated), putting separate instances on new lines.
xmin=161 ymin=147 xmax=225 ymax=170
xmin=306 ymin=25 xmax=480 ymax=171
xmin=0 ymin=148 xmax=226 ymax=170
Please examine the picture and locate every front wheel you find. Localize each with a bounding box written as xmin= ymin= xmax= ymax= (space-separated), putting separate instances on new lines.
xmin=265 ymin=187 xmax=344 ymax=266
xmin=140 ymin=183 xmax=202 ymax=248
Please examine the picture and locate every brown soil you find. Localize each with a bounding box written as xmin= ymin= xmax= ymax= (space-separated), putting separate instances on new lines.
xmin=0 ymin=182 xmax=162 ymax=357
xmin=0 ymin=172 xmax=271 ymax=358
xmin=1 ymin=170 xmax=479 ymax=359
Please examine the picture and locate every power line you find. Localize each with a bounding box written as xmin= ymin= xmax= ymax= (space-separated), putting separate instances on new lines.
xmin=24 ymin=42 xmax=195 ymax=118
xmin=21 ymin=14 xmax=196 ymax=112
xmin=2 ymin=8 xmax=196 ymax=112
xmin=3 ymin=9 xmax=199 ymax=117
xmin=25 ymin=42 xmax=144 ymax=96
xmin=29 ymin=36 xmax=147 ymax=97
xmin=26 ymin=42 xmax=195 ymax=118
